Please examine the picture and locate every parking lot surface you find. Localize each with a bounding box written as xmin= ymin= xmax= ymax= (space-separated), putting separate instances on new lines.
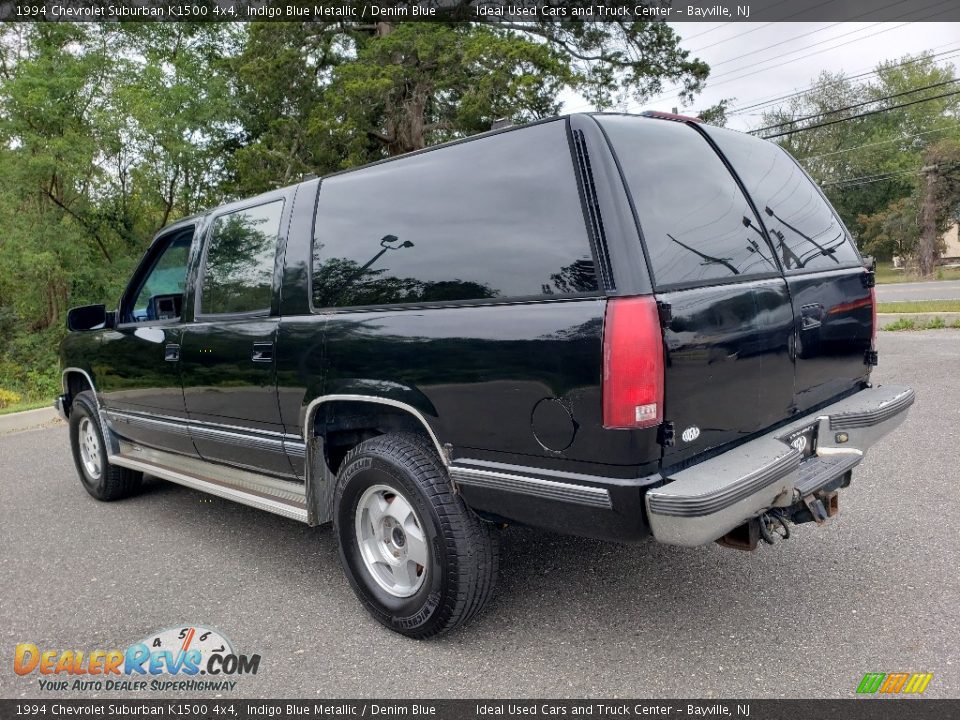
xmin=1 ymin=331 xmax=958 ymax=699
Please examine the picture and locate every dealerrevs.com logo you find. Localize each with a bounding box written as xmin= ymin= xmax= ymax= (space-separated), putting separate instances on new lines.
xmin=14 ymin=625 xmax=260 ymax=692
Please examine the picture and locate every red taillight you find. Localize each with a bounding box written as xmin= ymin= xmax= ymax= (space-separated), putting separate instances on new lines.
xmin=870 ymin=285 xmax=877 ymax=345
xmin=602 ymin=296 xmax=665 ymax=429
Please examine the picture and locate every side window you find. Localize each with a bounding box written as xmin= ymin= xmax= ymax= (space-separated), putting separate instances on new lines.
xmin=200 ymin=200 xmax=284 ymax=315
xmin=704 ymin=126 xmax=860 ymax=271
xmin=596 ymin=116 xmax=777 ymax=289
xmin=311 ymin=120 xmax=598 ymax=309
xmin=126 ymin=230 xmax=192 ymax=323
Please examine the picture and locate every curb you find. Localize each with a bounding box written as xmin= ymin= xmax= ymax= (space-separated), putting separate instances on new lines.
xmin=0 ymin=406 xmax=61 ymax=435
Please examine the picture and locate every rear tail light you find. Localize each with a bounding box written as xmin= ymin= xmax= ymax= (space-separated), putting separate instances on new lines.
xmin=870 ymin=285 xmax=877 ymax=345
xmin=602 ymin=296 xmax=665 ymax=429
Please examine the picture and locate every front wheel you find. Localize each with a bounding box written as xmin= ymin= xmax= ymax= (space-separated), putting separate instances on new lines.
xmin=333 ymin=433 xmax=498 ymax=638
xmin=69 ymin=391 xmax=142 ymax=501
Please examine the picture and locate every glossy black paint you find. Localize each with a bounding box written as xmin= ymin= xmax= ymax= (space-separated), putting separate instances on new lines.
xmin=658 ymin=278 xmax=796 ymax=469
xmin=786 ymin=267 xmax=872 ymax=414
xmin=59 ymin=112 xmax=876 ymax=542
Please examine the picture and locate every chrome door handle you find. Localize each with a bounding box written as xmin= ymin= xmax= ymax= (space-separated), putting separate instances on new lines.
xmin=164 ymin=344 xmax=180 ymax=362
xmin=252 ymin=342 xmax=274 ymax=363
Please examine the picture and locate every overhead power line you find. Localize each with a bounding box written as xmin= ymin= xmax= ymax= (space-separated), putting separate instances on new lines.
xmin=823 ymin=162 xmax=959 ymax=188
xmin=644 ymin=0 xmax=955 ymax=110
xmin=679 ymin=0 xmax=794 ymax=42
xmin=797 ymin=122 xmax=960 ymax=161
xmin=727 ymin=44 xmax=960 ymax=116
xmin=821 ymin=168 xmax=921 ymax=187
xmin=687 ymin=23 xmax=777 ymax=54
xmin=753 ymin=78 xmax=960 ymax=134
xmin=761 ymin=89 xmax=960 ymax=139
xmin=708 ymin=21 xmax=873 ymax=71
xmin=644 ymin=21 xmax=919 ymax=108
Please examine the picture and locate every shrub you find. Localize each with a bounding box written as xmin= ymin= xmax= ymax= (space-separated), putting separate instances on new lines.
xmin=0 ymin=388 xmax=22 ymax=409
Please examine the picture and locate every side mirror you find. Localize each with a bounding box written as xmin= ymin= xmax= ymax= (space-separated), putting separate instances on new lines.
xmin=66 ymin=304 xmax=109 ymax=332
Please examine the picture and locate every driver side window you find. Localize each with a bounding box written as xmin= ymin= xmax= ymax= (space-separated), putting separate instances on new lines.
xmin=126 ymin=229 xmax=193 ymax=323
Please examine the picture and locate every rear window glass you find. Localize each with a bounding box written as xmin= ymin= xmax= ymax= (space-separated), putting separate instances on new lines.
xmin=596 ymin=115 xmax=777 ymax=289
xmin=311 ymin=120 xmax=598 ymax=309
xmin=201 ymin=200 xmax=284 ymax=315
xmin=703 ymin=126 xmax=860 ymax=271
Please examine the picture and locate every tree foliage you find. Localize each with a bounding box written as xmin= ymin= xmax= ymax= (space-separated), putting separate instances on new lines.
xmin=230 ymin=21 xmax=708 ymax=193
xmin=0 ymin=19 xmax=704 ymax=399
xmin=759 ymin=52 xmax=960 ymax=261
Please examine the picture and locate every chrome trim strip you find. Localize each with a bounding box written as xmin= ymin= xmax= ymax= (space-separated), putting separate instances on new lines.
xmin=300 ymin=394 xmax=446 ymax=463
xmin=109 ymin=409 xmax=293 ymax=439
xmin=106 ymin=410 xmax=192 ymax=436
xmin=105 ymin=410 xmax=290 ymax=453
xmin=648 ymin=448 xmax=802 ymax=518
xmin=450 ymin=465 xmax=612 ymax=510
xmin=188 ymin=425 xmax=285 ymax=452
xmin=830 ymin=388 xmax=915 ymax=430
xmin=109 ymin=452 xmax=308 ymax=523
xmin=283 ymin=440 xmax=306 ymax=458
xmin=61 ymin=368 xmax=99 ymax=408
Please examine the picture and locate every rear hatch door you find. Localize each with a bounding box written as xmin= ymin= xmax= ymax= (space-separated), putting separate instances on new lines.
xmin=595 ymin=115 xmax=797 ymax=468
xmin=703 ymin=126 xmax=873 ymax=415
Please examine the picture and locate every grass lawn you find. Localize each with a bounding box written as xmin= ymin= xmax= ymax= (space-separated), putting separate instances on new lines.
xmin=0 ymin=399 xmax=52 ymax=416
xmin=877 ymin=300 xmax=960 ymax=313
xmin=882 ymin=316 xmax=960 ymax=331
xmin=875 ymin=261 xmax=960 ymax=284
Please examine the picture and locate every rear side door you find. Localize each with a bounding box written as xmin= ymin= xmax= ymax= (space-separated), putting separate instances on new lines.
xmin=595 ymin=115 xmax=796 ymax=468
xmin=179 ymin=196 xmax=297 ymax=478
xmin=703 ymin=126 xmax=872 ymax=415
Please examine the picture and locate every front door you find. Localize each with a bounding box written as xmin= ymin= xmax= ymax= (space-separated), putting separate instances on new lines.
xmin=99 ymin=224 xmax=198 ymax=457
xmin=179 ymin=197 xmax=295 ymax=478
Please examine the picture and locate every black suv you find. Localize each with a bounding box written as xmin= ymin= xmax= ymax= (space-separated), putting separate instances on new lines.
xmin=57 ymin=113 xmax=914 ymax=638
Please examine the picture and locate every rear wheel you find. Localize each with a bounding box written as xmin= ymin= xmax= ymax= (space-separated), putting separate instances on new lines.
xmin=69 ymin=391 xmax=142 ymax=501
xmin=333 ymin=432 xmax=498 ymax=638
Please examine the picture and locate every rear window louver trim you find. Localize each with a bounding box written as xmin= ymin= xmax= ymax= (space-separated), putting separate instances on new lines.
xmin=572 ymin=129 xmax=615 ymax=291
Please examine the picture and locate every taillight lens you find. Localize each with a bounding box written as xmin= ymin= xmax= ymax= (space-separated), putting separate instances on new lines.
xmin=870 ymin=285 xmax=877 ymax=345
xmin=602 ymin=296 xmax=665 ymax=429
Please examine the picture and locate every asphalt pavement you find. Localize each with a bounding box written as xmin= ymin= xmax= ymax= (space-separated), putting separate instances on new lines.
xmin=1 ymin=331 xmax=958 ymax=699
xmin=875 ymin=279 xmax=960 ymax=302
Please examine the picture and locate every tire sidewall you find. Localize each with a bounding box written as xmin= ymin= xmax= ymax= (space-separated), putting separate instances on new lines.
xmin=69 ymin=395 xmax=108 ymax=499
xmin=334 ymin=448 xmax=449 ymax=636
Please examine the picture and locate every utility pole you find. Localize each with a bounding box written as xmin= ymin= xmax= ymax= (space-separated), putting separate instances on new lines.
xmin=919 ymin=164 xmax=939 ymax=277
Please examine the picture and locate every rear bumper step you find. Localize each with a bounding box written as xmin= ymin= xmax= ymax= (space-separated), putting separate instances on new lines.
xmin=646 ymin=385 xmax=914 ymax=546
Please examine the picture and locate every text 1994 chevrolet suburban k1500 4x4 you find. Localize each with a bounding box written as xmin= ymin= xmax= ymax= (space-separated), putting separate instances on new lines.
xmin=57 ymin=113 xmax=913 ymax=637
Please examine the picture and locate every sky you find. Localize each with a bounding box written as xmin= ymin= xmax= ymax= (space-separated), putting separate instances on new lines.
xmin=559 ymin=22 xmax=960 ymax=131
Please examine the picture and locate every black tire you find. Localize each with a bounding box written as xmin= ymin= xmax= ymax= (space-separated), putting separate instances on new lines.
xmin=333 ymin=432 xmax=498 ymax=638
xmin=69 ymin=391 xmax=142 ymax=501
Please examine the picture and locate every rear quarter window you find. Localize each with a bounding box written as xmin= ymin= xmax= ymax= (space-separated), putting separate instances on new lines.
xmin=310 ymin=120 xmax=599 ymax=309
xmin=702 ymin=126 xmax=861 ymax=272
xmin=596 ymin=115 xmax=778 ymax=289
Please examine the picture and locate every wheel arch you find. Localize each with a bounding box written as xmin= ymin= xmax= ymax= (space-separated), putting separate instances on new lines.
xmin=301 ymin=394 xmax=449 ymax=526
xmin=62 ymin=367 xmax=98 ymax=411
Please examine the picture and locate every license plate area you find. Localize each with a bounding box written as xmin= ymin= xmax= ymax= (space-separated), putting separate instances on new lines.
xmin=783 ymin=424 xmax=817 ymax=459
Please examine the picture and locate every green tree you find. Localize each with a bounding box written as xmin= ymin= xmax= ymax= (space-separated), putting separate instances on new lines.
xmin=0 ymin=24 xmax=239 ymax=399
xmin=757 ymin=52 xmax=960 ymax=248
xmin=231 ymin=21 xmax=708 ymax=193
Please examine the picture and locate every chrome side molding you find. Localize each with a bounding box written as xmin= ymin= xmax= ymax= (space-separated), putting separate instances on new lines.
xmin=450 ymin=463 xmax=613 ymax=509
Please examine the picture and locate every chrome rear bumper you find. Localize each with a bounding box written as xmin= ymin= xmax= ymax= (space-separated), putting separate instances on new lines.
xmin=646 ymin=385 xmax=915 ymax=546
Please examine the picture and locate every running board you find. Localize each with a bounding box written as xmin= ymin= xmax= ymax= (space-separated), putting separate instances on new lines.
xmin=109 ymin=444 xmax=309 ymax=523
